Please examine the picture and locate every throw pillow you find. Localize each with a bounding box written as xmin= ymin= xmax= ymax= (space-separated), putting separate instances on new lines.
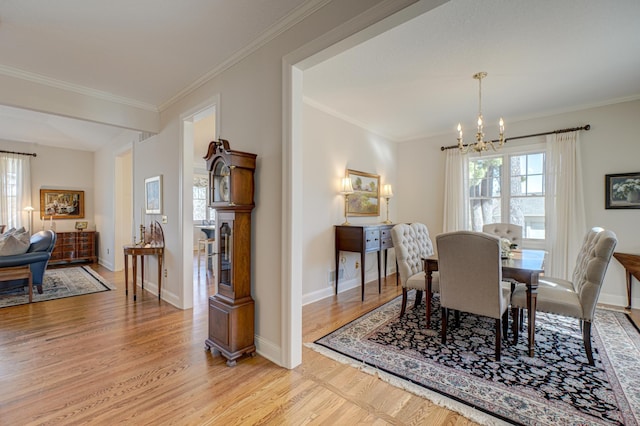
xmin=0 ymin=228 xmax=30 ymax=256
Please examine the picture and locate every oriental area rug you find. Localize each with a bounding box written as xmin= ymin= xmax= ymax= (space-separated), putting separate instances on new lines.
xmin=308 ymin=294 xmax=640 ymax=425
xmin=0 ymin=266 xmax=114 ymax=308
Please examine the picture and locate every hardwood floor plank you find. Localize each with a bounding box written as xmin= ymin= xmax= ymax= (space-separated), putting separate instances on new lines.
xmin=0 ymin=260 xmax=501 ymax=424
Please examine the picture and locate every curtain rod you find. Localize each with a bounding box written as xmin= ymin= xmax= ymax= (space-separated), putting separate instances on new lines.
xmin=440 ymin=124 xmax=591 ymax=151
xmin=0 ymin=149 xmax=37 ymax=157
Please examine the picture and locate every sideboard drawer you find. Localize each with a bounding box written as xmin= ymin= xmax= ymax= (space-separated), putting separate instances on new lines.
xmin=364 ymin=228 xmax=380 ymax=251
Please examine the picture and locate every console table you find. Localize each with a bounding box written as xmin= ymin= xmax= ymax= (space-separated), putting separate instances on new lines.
xmin=123 ymin=221 xmax=165 ymax=301
xmin=124 ymin=245 xmax=163 ymax=301
xmin=335 ymin=224 xmax=395 ymax=301
xmin=613 ymin=252 xmax=640 ymax=309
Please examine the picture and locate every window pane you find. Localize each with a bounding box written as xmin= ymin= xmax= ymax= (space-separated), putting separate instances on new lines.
xmin=527 ymin=153 xmax=544 ymax=174
xmin=510 ymin=196 xmax=545 ymax=239
xmin=468 ymin=157 xmax=502 ymax=230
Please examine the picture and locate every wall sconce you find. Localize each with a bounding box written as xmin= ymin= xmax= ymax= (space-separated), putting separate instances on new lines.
xmin=381 ymin=184 xmax=393 ymax=224
xmin=24 ymin=206 xmax=34 ymax=235
xmin=340 ymin=177 xmax=354 ymax=225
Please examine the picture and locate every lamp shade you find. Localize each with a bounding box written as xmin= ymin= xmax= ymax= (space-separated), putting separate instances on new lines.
xmin=340 ymin=177 xmax=354 ymax=194
xmin=381 ymin=184 xmax=393 ymax=198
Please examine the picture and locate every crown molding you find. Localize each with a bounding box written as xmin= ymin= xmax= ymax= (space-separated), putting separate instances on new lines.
xmin=303 ymin=96 xmax=397 ymax=142
xmin=0 ymin=64 xmax=158 ymax=112
xmin=158 ymin=0 xmax=333 ymax=111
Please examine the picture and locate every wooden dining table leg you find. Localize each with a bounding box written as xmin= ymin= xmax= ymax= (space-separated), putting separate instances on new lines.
xmin=526 ymin=273 xmax=539 ymax=357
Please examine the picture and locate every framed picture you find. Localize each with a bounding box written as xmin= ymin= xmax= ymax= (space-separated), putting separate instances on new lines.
xmin=145 ymin=175 xmax=163 ymax=214
xmin=40 ymin=189 xmax=85 ymax=219
xmin=605 ymin=172 xmax=640 ymax=209
xmin=346 ymin=169 xmax=380 ymax=216
xmin=75 ymin=221 xmax=88 ymax=230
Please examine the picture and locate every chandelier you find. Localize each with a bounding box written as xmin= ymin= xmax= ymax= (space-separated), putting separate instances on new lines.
xmin=457 ymin=72 xmax=504 ymax=154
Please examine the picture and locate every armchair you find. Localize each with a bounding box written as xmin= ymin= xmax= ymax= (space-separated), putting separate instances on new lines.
xmin=482 ymin=223 xmax=523 ymax=247
xmin=391 ymin=223 xmax=439 ymax=323
xmin=436 ymin=231 xmax=512 ymax=361
xmin=0 ymin=230 xmax=57 ymax=293
xmin=511 ymin=227 xmax=617 ymax=365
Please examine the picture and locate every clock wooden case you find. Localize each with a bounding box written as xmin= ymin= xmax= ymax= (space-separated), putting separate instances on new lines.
xmin=203 ymin=139 xmax=257 ymax=366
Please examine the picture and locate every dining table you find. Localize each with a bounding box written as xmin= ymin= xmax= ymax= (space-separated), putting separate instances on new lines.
xmin=424 ymin=249 xmax=546 ymax=357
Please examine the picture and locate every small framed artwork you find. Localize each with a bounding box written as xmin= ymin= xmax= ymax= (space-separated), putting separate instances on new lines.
xmin=40 ymin=189 xmax=85 ymax=219
xmin=75 ymin=221 xmax=88 ymax=230
xmin=145 ymin=175 xmax=163 ymax=214
xmin=346 ymin=169 xmax=380 ymax=216
xmin=605 ymin=172 xmax=640 ymax=209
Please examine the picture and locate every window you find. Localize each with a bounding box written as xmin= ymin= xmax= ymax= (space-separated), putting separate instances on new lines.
xmin=0 ymin=153 xmax=30 ymax=229
xmin=193 ymin=174 xmax=208 ymax=222
xmin=467 ymin=149 xmax=546 ymax=242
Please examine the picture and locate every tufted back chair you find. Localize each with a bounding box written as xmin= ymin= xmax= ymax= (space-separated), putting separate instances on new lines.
xmin=482 ymin=223 xmax=523 ymax=247
xmin=391 ymin=223 xmax=439 ymax=323
xmin=511 ymin=227 xmax=617 ymax=365
xmin=392 ymin=224 xmax=424 ymax=288
xmin=570 ymin=227 xmax=618 ymax=321
xmin=412 ymin=223 xmax=434 ymax=259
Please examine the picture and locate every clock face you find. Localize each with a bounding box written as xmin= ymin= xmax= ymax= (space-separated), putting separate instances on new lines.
xmin=212 ymin=161 xmax=230 ymax=203
xmin=220 ymin=168 xmax=230 ymax=202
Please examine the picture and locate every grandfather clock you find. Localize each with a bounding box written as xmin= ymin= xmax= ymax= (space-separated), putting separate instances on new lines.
xmin=203 ymin=139 xmax=257 ymax=366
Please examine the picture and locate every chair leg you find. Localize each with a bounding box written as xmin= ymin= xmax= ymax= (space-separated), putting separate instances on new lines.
xmin=400 ymin=288 xmax=408 ymax=318
xmin=502 ymin=310 xmax=509 ymax=340
xmin=413 ymin=290 xmax=423 ymax=308
xmin=441 ymin=307 xmax=448 ymax=344
xmin=454 ymin=310 xmax=460 ymax=327
xmin=511 ymin=307 xmax=520 ymax=344
xmin=495 ymin=318 xmax=502 ymax=361
xmin=583 ymin=320 xmax=595 ymax=366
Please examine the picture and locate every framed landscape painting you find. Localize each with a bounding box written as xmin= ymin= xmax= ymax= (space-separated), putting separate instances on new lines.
xmin=346 ymin=169 xmax=380 ymax=217
xmin=40 ymin=189 xmax=85 ymax=219
xmin=145 ymin=175 xmax=163 ymax=214
xmin=605 ymin=172 xmax=640 ymax=209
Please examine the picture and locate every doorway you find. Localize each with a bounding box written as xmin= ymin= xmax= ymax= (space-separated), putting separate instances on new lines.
xmin=181 ymin=99 xmax=219 ymax=308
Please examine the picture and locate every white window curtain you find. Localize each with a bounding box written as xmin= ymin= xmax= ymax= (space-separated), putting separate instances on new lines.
xmin=544 ymin=131 xmax=586 ymax=279
xmin=442 ymin=148 xmax=468 ymax=232
xmin=0 ymin=152 xmax=32 ymax=230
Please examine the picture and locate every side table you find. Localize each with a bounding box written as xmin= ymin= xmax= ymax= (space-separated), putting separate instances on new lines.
xmin=123 ymin=245 xmax=164 ymax=301
xmin=613 ymin=252 xmax=640 ymax=309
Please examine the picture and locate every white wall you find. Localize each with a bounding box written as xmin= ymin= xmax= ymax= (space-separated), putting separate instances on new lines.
xmin=397 ymin=99 xmax=640 ymax=307
xmin=301 ymin=102 xmax=397 ymax=305
xmin=94 ymin=131 xmax=135 ymax=271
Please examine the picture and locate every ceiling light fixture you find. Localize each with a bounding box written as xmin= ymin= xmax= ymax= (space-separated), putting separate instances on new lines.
xmin=457 ymin=72 xmax=504 ymax=154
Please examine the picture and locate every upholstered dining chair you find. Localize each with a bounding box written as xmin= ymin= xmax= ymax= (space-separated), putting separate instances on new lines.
xmin=436 ymin=231 xmax=512 ymax=361
xmin=511 ymin=227 xmax=617 ymax=365
xmin=483 ymin=223 xmax=523 ymax=247
xmin=391 ymin=223 xmax=438 ymax=323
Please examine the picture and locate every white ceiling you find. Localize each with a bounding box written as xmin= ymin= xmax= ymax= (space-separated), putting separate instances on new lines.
xmin=0 ymin=0 xmax=318 ymax=150
xmin=1 ymin=0 xmax=639 ymax=151
xmin=304 ymin=0 xmax=640 ymax=141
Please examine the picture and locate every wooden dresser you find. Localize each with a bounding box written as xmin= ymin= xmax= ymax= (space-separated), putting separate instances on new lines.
xmin=50 ymin=231 xmax=97 ymax=264
xmin=335 ymin=224 xmax=395 ymax=301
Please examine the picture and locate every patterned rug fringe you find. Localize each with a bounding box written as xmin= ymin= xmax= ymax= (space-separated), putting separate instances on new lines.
xmin=305 ymin=342 xmax=508 ymax=426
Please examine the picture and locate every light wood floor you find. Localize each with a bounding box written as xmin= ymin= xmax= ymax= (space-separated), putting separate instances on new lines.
xmin=2 ymin=261 xmax=637 ymax=425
